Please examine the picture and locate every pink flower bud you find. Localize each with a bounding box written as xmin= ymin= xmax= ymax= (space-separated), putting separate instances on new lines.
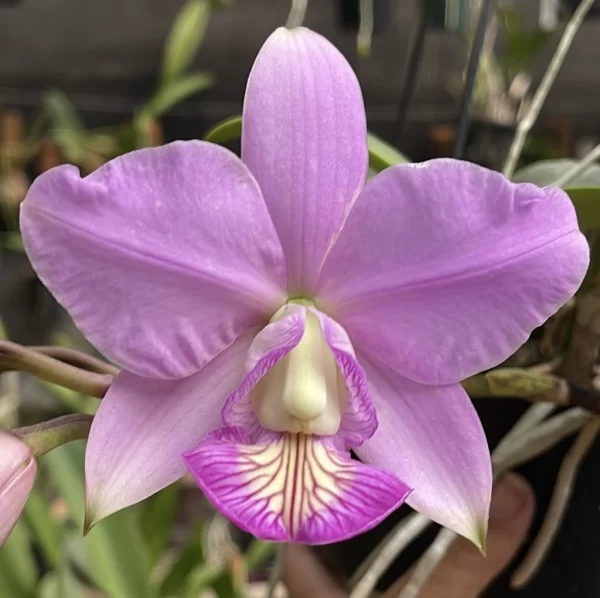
xmin=0 ymin=430 xmax=36 ymax=545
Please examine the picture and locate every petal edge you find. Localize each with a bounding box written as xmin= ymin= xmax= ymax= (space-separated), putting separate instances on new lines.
xmin=319 ymin=160 xmax=589 ymax=385
xmin=84 ymin=332 xmax=255 ymax=526
xmin=22 ymin=141 xmax=285 ymax=379
xmin=355 ymin=353 xmax=492 ymax=546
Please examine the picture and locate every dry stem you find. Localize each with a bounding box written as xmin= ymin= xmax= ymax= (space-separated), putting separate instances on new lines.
xmin=28 ymin=346 xmax=118 ymax=375
xmin=396 ymin=528 xmax=457 ymax=598
xmin=0 ymin=340 xmax=112 ymax=398
xmin=552 ymin=143 xmax=600 ymax=187
xmin=285 ymin=0 xmax=307 ymax=28
xmin=349 ymin=513 xmax=431 ymax=598
xmin=511 ymin=417 xmax=600 ymax=588
xmin=502 ymin=0 xmax=594 ymax=178
xmin=350 ymin=404 xmax=589 ymax=598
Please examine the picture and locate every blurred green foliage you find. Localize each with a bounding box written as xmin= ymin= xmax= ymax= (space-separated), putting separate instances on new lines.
xmin=0 ymin=0 xmax=216 ymax=253
xmin=496 ymin=6 xmax=552 ymax=83
xmin=0 ymin=1 xmax=276 ymax=584
xmin=0 ymin=438 xmax=273 ymax=597
xmin=45 ymin=0 xmax=214 ymax=162
xmin=0 ymin=323 xmax=273 ymax=597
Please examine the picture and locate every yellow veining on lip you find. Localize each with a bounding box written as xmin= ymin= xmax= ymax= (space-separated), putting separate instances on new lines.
xmin=235 ymin=433 xmax=350 ymax=538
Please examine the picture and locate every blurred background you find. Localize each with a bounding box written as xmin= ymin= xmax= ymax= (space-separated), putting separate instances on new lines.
xmin=1 ymin=1 xmax=599 ymax=596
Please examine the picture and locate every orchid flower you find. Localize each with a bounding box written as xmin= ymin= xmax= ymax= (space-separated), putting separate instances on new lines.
xmin=20 ymin=27 xmax=588 ymax=547
xmin=0 ymin=431 xmax=36 ymax=545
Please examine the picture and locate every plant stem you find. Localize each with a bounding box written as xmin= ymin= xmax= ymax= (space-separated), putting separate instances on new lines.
xmin=357 ymin=0 xmax=374 ymax=57
xmin=267 ymin=545 xmax=284 ymax=598
xmin=349 ymin=512 xmax=431 ymax=598
xmin=552 ymin=142 xmax=600 ymax=187
xmin=13 ymin=414 xmax=93 ymax=457
xmin=453 ymin=0 xmax=496 ymax=158
xmin=350 ymin=404 xmax=589 ymax=598
xmin=511 ymin=417 xmax=599 ymax=588
xmin=503 ymin=0 xmax=594 ymax=178
xmin=0 ymin=340 xmax=113 ymax=398
xmin=28 ymin=346 xmax=118 ymax=375
xmin=393 ymin=2 xmax=429 ymax=146
xmin=286 ymin=0 xmax=307 ymax=29
xmin=493 ymin=407 xmax=590 ymax=472
xmin=397 ymin=528 xmax=457 ymax=598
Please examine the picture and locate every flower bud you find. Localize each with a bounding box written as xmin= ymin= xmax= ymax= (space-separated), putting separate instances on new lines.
xmin=0 ymin=430 xmax=36 ymax=545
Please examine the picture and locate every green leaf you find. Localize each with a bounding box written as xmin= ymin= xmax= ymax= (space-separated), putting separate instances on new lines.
xmin=161 ymin=0 xmax=211 ymax=85
xmin=244 ymin=539 xmax=274 ymax=572
xmin=85 ymin=132 xmax=119 ymax=158
xmin=86 ymin=513 xmax=155 ymax=598
xmin=367 ymin=133 xmax=410 ymax=171
xmin=563 ymin=188 xmax=600 ymax=230
xmin=582 ymin=230 xmax=600 ymax=291
xmin=63 ymin=535 xmax=90 ymax=579
xmin=513 ymin=159 xmax=600 ymax=188
xmin=38 ymin=567 xmax=85 ymax=598
xmin=42 ymin=442 xmax=155 ymax=598
xmin=41 ymin=442 xmax=84 ymax=519
xmin=210 ymin=571 xmax=241 ymax=598
xmin=204 ymin=115 xmax=242 ymax=144
xmin=141 ymin=483 xmax=180 ymax=566
xmin=203 ymin=117 xmax=412 ymax=171
xmin=104 ymin=123 xmax=137 ymax=155
xmin=3 ymin=232 xmax=24 ymax=252
xmin=514 ymin=160 xmax=600 ymax=230
xmin=23 ymin=486 xmax=63 ymax=570
xmin=44 ymin=91 xmax=87 ymax=163
xmin=0 ymin=519 xmax=38 ymax=597
xmin=184 ymin=564 xmax=224 ymax=598
xmin=140 ymin=73 xmax=214 ymax=121
xmin=497 ymin=6 xmax=522 ymax=36
xmin=25 ymin=107 xmax=50 ymax=146
xmin=38 ymin=574 xmax=60 ymax=598
xmin=497 ymin=6 xmax=551 ymax=77
xmin=43 ymin=382 xmax=98 ymax=416
xmin=159 ymin=527 xmax=205 ymax=597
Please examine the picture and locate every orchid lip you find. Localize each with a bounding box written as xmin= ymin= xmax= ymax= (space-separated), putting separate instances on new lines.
xmin=189 ymin=304 xmax=401 ymax=544
xmin=183 ymin=426 xmax=411 ymax=544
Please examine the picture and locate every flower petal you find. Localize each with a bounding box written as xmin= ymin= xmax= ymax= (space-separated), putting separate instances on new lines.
xmin=184 ymin=426 xmax=410 ymax=544
xmin=0 ymin=431 xmax=36 ymax=545
xmin=223 ymin=306 xmax=377 ymax=449
xmin=242 ymin=27 xmax=368 ymax=294
xmin=21 ymin=141 xmax=285 ymax=379
xmin=319 ymin=159 xmax=589 ymax=385
xmin=84 ymin=332 xmax=255 ymax=526
xmin=355 ymin=354 xmax=492 ymax=548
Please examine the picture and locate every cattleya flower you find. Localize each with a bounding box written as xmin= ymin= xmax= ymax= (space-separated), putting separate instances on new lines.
xmin=20 ymin=28 xmax=587 ymax=547
xmin=0 ymin=431 xmax=36 ymax=545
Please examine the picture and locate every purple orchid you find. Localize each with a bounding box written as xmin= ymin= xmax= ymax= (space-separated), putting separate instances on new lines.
xmin=20 ymin=28 xmax=588 ymax=547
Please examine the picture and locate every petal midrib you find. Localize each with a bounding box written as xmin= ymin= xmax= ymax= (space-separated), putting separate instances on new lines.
xmin=25 ymin=204 xmax=283 ymax=306
xmin=329 ymin=226 xmax=580 ymax=306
